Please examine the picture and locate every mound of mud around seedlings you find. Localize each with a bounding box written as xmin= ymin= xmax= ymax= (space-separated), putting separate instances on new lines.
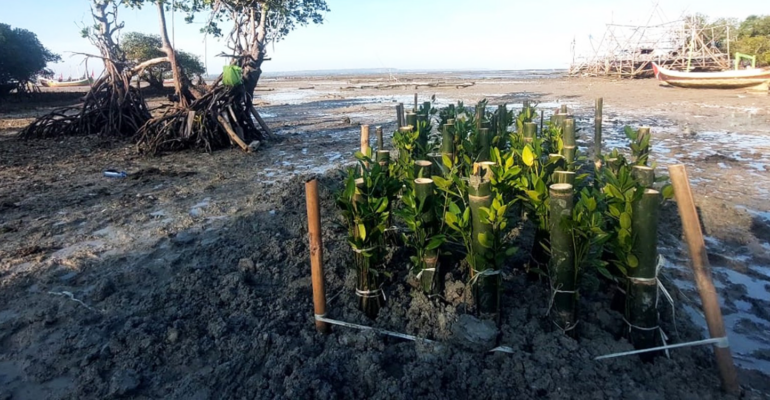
xmin=0 ymin=173 xmax=765 ymax=399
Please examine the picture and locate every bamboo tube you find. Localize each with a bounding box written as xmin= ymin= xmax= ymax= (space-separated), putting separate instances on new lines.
xmin=428 ymin=153 xmax=447 ymax=177
xmin=561 ymin=146 xmax=576 ymax=164
xmin=360 ymin=124 xmax=370 ymax=156
xmin=523 ymin=122 xmax=537 ymax=143
xmin=478 ymin=161 xmax=496 ymax=181
xmin=396 ymin=103 xmax=405 ymax=128
xmin=422 ymin=101 xmax=431 ymax=115
xmin=668 ymin=165 xmax=739 ymax=395
xmin=560 ymin=104 xmax=568 ymax=114
xmin=563 ymin=118 xmax=576 ymax=147
xmin=305 ymin=179 xmax=329 ymax=333
xmin=497 ymin=104 xmax=507 ymax=136
xmin=376 ymin=150 xmax=390 ymax=170
xmin=549 ymin=154 xmax=567 ymax=172
xmin=627 ymin=188 xmax=660 ymax=351
xmin=415 ymin=178 xmax=439 ymax=293
xmin=416 ymin=113 xmax=429 ymax=153
xmin=440 ymin=123 xmax=454 ymax=156
xmin=414 ymin=160 xmax=433 ymax=179
xmin=540 ymin=110 xmax=544 ymax=137
xmin=375 ymin=126 xmax=384 ymax=150
xmin=478 ymin=128 xmax=492 ymax=162
xmin=553 ymin=113 xmax=566 ymax=128
xmin=632 ymin=165 xmax=655 ymax=188
xmin=594 ymin=98 xmax=603 ymax=160
xmin=406 ymin=112 xmax=417 ymax=132
xmin=414 ymin=93 xmax=418 ymax=111
xmin=553 ymin=170 xmax=576 ymax=186
xmin=475 ymin=103 xmax=483 ymax=131
xmin=398 ymin=125 xmax=414 ymax=165
xmin=468 ymin=175 xmax=497 ymax=314
xmin=549 ymin=183 xmax=576 ymax=333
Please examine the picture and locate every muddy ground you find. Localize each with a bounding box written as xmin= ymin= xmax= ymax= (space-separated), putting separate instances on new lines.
xmin=1 ymin=73 xmax=769 ymax=399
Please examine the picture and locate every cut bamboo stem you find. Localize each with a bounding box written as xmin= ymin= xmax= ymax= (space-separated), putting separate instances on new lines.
xmin=468 ymin=175 xmax=497 ymax=314
xmin=414 ymin=160 xmax=433 ymax=179
xmin=305 ymin=179 xmax=329 ymax=333
xmin=560 ymin=104 xmax=568 ymax=114
xmin=638 ymin=126 xmax=651 ymax=165
xmin=376 ymin=150 xmax=390 ymax=170
xmin=428 ymin=153 xmax=447 ymax=177
xmin=668 ymin=164 xmax=739 ymax=395
xmin=478 ymin=128 xmax=492 ymax=162
xmin=414 ymin=93 xmax=418 ymax=111
xmin=627 ymin=188 xmax=660 ymax=351
xmin=406 ymin=112 xmax=417 ymax=134
xmin=553 ymin=170 xmax=576 ymax=186
xmin=415 ymin=178 xmax=439 ymax=293
xmin=549 ymin=183 xmax=576 ymax=334
xmin=561 ymin=146 xmax=576 ymax=165
xmin=396 ymin=103 xmax=405 ymax=128
xmin=523 ymin=122 xmax=536 ymax=143
xmin=441 ymin=123 xmax=455 ymax=158
xmin=563 ymin=118 xmax=576 ymax=147
xmin=375 ymin=126 xmax=384 ymax=150
xmin=594 ymin=97 xmax=603 ymax=160
xmin=632 ymin=165 xmax=655 ymax=188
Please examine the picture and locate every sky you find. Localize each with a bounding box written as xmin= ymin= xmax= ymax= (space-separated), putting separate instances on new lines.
xmin=1 ymin=0 xmax=765 ymax=77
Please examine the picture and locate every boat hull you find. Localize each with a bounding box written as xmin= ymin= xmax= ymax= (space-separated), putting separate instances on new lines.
xmin=39 ymin=78 xmax=92 ymax=88
xmin=652 ymin=63 xmax=770 ymax=90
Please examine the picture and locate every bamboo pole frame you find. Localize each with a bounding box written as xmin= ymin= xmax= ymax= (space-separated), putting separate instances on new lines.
xmin=668 ymin=164 xmax=739 ymax=395
xmin=305 ymin=179 xmax=329 ymax=333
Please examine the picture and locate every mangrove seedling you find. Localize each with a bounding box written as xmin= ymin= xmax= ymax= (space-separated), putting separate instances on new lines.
xmin=336 ymin=154 xmax=401 ymax=318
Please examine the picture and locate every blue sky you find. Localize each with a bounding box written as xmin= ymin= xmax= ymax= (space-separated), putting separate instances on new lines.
xmin=2 ymin=0 xmax=764 ymax=76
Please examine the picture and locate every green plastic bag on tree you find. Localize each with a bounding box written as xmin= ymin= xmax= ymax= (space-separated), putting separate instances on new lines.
xmin=222 ymin=65 xmax=243 ymax=87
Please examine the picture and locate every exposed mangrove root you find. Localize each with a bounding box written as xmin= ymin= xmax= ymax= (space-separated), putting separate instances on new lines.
xmin=135 ymin=85 xmax=268 ymax=154
xmin=18 ymin=74 xmax=151 ymax=140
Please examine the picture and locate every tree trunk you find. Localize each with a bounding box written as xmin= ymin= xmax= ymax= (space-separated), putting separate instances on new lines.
xmin=156 ymin=1 xmax=192 ymax=107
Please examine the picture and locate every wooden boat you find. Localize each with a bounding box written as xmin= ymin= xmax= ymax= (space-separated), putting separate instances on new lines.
xmin=652 ymin=63 xmax=770 ymax=90
xmin=39 ymin=78 xmax=92 ymax=88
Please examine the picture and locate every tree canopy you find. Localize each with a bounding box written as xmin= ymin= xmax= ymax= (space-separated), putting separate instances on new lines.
xmin=122 ymin=31 xmax=205 ymax=89
xmin=733 ymin=15 xmax=770 ymax=65
xmin=0 ymin=23 xmax=61 ymax=92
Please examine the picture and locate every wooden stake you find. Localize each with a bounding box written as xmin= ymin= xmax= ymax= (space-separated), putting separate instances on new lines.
xmin=305 ymin=179 xmax=329 ymax=333
xmin=396 ymin=103 xmax=405 ymax=128
xmin=414 ymin=93 xmax=418 ymax=112
xmin=360 ymin=124 xmax=370 ymax=156
xmin=668 ymin=164 xmax=739 ymax=395
xmin=250 ymin=106 xmax=273 ymax=137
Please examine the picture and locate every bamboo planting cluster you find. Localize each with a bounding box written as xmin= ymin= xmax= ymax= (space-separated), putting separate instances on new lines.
xmin=336 ymin=97 xmax=673 ymax=355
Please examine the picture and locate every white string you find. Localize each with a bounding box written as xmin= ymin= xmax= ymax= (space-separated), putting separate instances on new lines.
xmin=468 ymin=269 xmax=501 ymax=287
xmin=595 ymin=336 xmax=729 ymax=360
xmin=355 ymin=287 xmax=386 ymax=301
xmin=315 ymin=314 xmax=434 ymax=343
xmin=351 ymin=246 xmax=381 ymax=254
xmin=415 ymin=268 xmax=436 ymax=279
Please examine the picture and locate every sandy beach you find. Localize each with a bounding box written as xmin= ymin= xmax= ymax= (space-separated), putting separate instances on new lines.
xmin=1 ymin=73 xmax=769 ymax=398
